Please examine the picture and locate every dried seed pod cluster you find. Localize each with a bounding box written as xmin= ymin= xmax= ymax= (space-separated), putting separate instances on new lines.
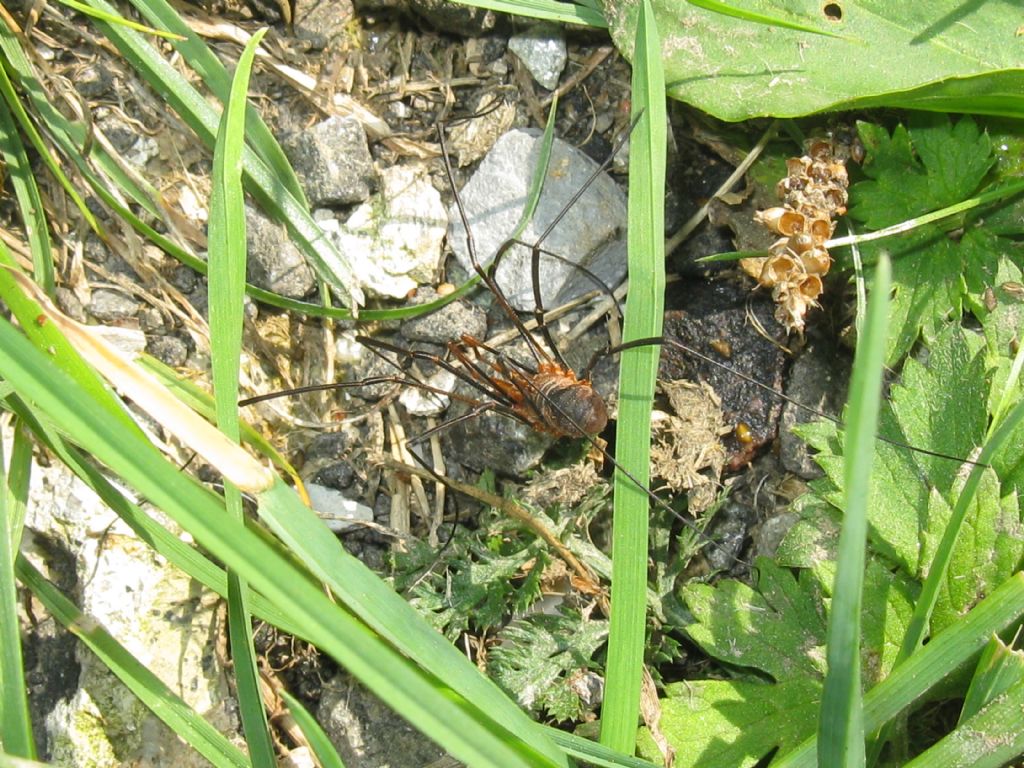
xmin=741 ymin=135 xmax=860 ymax=333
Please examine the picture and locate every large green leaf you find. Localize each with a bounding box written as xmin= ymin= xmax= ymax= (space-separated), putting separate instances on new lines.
xmin=603 ymin=1 xmax=1024 ymax=120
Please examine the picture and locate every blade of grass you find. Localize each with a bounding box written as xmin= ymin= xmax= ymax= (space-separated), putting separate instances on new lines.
xmin=208 ymin=29 xmax=274 ymax=766
xmin=902 ymin=675 xmax=1024 ymax=768
xmin=125 ymin=0 xmax=307 ymax=203
xmin=818 ymin=254 xmax=891 ymax=767
xmin=449 ymin=0 xmax=607 ymax=27
xmin=0 ymin=421 xmax=36 ymax=758
xmin=3 ymin=397 xmax=303 ymax=635
xmin=959 ymin=635 xmax=1024 ymax=724
xmin=76 ymin=0 xmax=364 ymax=308
xmin=0 ymin=315 xmax=566 ymax=767
xmin=601 ymin=0 xmax=665 ymax=753
xmin=773 ymin=572 xmax=1024 ymax=768
xmin=279 ymin=689 xmax=347 ymax=768
xmin=0 ymin=100 xmax=54 ymax=296
xmin=16 ymin=556 xmax=250 ymax=768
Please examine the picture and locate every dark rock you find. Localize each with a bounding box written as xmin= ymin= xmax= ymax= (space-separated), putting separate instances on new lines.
xmin=285 ymin=116 xmax=376 ymax=207
xmin=319 ymin=676 xmax=446 ymax=767
xmin=293 ymin=0 xmax=355 ymax=49
xmin=660 ymin=279 xmax=787 ymax=470
xmin=55 ymin=287 xmax=88 ymax=323
xmin=145 ymin=334 xmax=189 ymax=368
xmin=404 ymin=0 xmax=499 ymax=36
xmin=245 ymin=205 xmax=316 ymax=298
xmin=780 ymin=344 xmax=847 ymax=479
xmin=399 ymin=287 xmax=487 ymax=345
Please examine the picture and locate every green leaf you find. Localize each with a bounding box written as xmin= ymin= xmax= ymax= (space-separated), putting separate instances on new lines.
xmin=407 ymin=540 xmax=546 ymax=641
xmin=489 ymin=614 xmax=608 ymax=721
xmin=850 ymin=116 xmax=993 ymax=229
xmin=638 ymin=677 xmax=821 ymax=768
xmin=683 ymin=559 xmax=826 ymax=682
xmin=799 ymin=326 xmax=991 ymax=574
xmin=927 ymin=469 xmax=1024 ymax=635
xmin=603 ymin=2 xmax=1024 ymax=120
xmin=844 ymin=116 xmax=1011 ymax=363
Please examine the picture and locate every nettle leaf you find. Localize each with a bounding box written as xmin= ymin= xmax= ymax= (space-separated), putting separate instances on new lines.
xmin=603 ymin=3 xmax=1024 ymax=121
xmin=851 ymin=116 xmax=993 ymax=227
xmin=658 ymin=558 xmax=913 ymax=765
xmin=684 ymin=560 xmax=826 ymax=680
xmin=488 ymin=613 xmax=608 ymax=721
xmin=638 ymin=677 xmax=821 ymax=768
xmin=800 ymin=325 xmax=990 ymax=574
xmin=925 ymin=471 xmax=1024 ymax=634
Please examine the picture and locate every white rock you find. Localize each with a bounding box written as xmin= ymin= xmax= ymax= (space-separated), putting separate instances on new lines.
xmin=330 ymin=165 xmax=447 ymax=299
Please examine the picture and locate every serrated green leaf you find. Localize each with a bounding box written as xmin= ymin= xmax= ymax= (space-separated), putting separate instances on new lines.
xmin=850 ymin=116 xmax=993 ymax=228
xmin=682 ymin=559 xmax=826 ymax=681
xmin=489 ymin=613 xmax=608 ymax=721
xmin=638 ymin=677 xmax=821 ymax=768
xmin=927 ymin=470 xmax=1024 ymax=635
xmin=408 ymin=541 xmax=546 ymax=641
xmin=844 ymin=117 xmax=1012 ymax=363
xmin=800 ymin=327 xmax=991 ymax=573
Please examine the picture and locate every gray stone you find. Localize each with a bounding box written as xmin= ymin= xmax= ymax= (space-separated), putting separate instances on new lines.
xmin=145 ymin=334 xmax=189 ymax=368
xmin=16 ymin=450 xmax=238 ymax=765
xmin=285 ymin=116 xmax=375 ymax=207
xmin=292 ymin=0 xmax=355 ymax=49
xmin=87 ymin=288 xmax=138 ymax=322
xmin=508 ymin=24 xmax=567 ymax=90
xmin=55 ymin=286 xmax=88 ymax=323
xmin=318 ymin=675 xmax=446 ymax=767
xmin=307 ymin=483 xmax=374 ymax=532
xmin=448 ymin=129 xmax=628 ymax=312
xmin=444 ymin=384 xmax=552 ymax=475
xmin=399 ymin=287 xmax=488 ymax=345
xmin=245 ymin=205 xmax=316 ymax=298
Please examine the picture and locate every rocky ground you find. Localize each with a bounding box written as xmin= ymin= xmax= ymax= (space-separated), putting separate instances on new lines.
xmin=6 ymin=0 xmax=852 ymax=763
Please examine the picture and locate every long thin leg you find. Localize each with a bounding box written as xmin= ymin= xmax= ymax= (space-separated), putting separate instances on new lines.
xmin=526 ymin=113 xmax=642 ymax=369
xmin=438 ymin=124 xmax=552 ymax=369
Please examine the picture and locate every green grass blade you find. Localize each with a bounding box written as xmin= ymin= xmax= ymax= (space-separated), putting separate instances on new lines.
xmin=818 ymin=254 xmax=891 ymax=767
xmin=3 ymin=398 xmax=302 ymax=635
xmin=78 ymin=0 xmax=364 ymax=308
xmin=450 ymin=0 xmax=606 ymax=27
xmin=959 ymin=635 xmax=1024 ymax=724
xmin=0 ymin=314 xmax=564 ymax=767
xmin=0 ymin=422 xmax=36 ymax=758
xmin=774 ymin=573 xmax=1024 ymax=768
xmin=545 ymin=728 xmax=662 ymax=767
xmin=903 ymin=677 xmax=1024 ymax=767
xmin=125 ymin=0 xmax=307 ymax=204
xmin=16 ymin=556 xmax=250 ymax=767
xmin=601 ymin=0 xmax=665 ymax=753
xmin=684 ymin=0 xmax=850 ymax=40
xmin=279 ymin=689 xmax=347 ymax=768
xmin=0 ymin=100 xmax=54 ymax=296
xmin=209 ymin=30 xmax=275 ymax=766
